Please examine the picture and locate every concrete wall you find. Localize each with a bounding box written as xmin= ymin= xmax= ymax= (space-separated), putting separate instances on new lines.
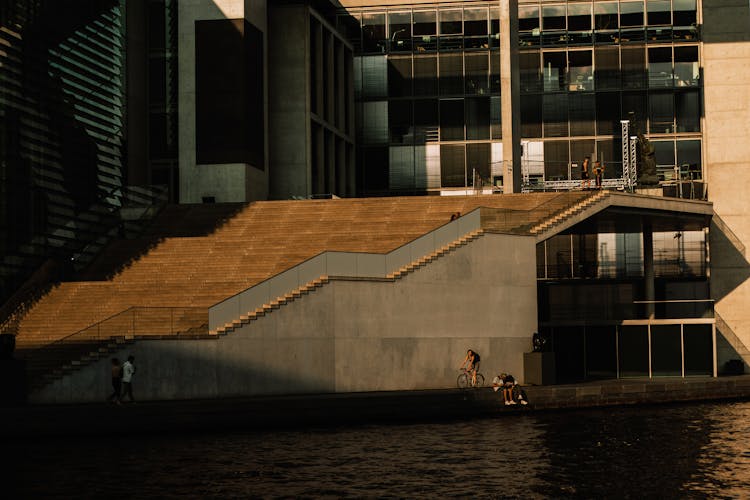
xmin=32 ymin=233 xmax=538 ymax=403
xmin=268 ymin=4 xmax=310 ymax=199
xmin=703 ymin=0 xmax=750 ymax=368
xmin=178 ymin=0 xmax=269 ymax=203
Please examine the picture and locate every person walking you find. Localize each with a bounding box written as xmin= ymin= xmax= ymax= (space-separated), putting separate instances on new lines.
xmin=107 ymin=358 xmax=122 ymax=404
xmin=121 ymin=355 xmax=136 ymax=403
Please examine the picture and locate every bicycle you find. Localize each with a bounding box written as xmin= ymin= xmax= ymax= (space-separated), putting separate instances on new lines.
xmin=457 ymin=367 xmax=485 ymax=389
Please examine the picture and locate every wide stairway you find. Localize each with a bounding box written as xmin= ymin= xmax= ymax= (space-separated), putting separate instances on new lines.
xmin=7 ymin=192 xmax=600 ymax=384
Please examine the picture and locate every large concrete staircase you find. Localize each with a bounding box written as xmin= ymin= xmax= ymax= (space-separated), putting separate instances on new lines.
xmin=7 ymin=192 xmax=606 ymax=387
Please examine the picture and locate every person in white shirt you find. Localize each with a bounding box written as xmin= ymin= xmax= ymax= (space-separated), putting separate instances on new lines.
xmin=121 ymin=355 xmax=136 ymax=403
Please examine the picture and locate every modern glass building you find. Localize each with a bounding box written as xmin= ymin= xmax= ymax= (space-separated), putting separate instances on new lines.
xmin=337 ymin=0 xmax=703 ymax=195
xmin=0 ymin=0 xmax=128 ymax=300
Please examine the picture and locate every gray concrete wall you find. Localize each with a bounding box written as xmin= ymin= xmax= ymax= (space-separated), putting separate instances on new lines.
xmin=703 ymin=0 xmax=750 ymax=368
xmin=32 ymin=233 xmax=538 ymax=403
xmin=177 ymin=0 xmax=269 ymax=203
xmin=268 ymin=4 xmax=310 ymax=199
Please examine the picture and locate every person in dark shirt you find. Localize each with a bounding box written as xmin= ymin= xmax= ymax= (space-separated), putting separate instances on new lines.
xmin=460 ymin=349 xmax=481 ymax=386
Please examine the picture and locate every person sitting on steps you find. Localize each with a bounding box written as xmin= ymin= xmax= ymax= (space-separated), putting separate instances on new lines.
xmin=493 ymin=372 xmax=528 ymax=406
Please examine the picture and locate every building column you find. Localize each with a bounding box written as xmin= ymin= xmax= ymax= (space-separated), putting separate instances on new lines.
xmin=500 ymin=0 xmax=521 ymax=193
xmin=643 ymin=219 xmax=655 ymax=319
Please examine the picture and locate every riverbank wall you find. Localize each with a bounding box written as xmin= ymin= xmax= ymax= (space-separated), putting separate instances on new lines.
xmin=3 ymin=376 xmax=750 ymax=439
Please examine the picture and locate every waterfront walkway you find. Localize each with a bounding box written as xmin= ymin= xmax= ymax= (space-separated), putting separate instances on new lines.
xmin=3 ymin=375 xmax=750 ymax=439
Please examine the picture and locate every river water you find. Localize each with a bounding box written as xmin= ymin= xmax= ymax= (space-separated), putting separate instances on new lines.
xmin=9 ymin=400 xmax=750 ymax=498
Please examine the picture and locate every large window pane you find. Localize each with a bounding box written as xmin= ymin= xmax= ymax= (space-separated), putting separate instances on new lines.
xmin=619 ymin=325 xmax=649 ymax=377
xmin=542 ymin=4 xmax=566 ymax=30
xmin=676 ymin=90 xmax=700 ymax=132
xmin=490 ymin=51 xmax=501 ymax=93
xmin=597 ymin=137 xmax=622 ymax=176
xmin=440 ymin=99 xmax=464 ymax=141
xmin=651 ymin=325 xmax=682 ymax=377
xmin=388 ymin=100 xmax=412 ymax=144
xmin=465 ymin=52 xmax=489 ymax=95
xmin=647 ymin=0 xmax=671 ymax=25
xmin=491 ymin=96 xmax=502 ymax=139
xmin=649 ymin=91 xmax=674 ymax=133
xmin=520 ymin=50 xmax=542 ymax=92
xmin=521 ymin=94 xmax=543 ymax=138
xmin=544 ymin=140 xmax=569 ymax=180
xmin=568 ymin=2 xmax=592 ymax=45
xmin=569 ymin=50 xmax=593 ymax=91
xmin=464 ymin=7 xmax=489 ymax=49
xmin=653 ymin=140 xmax=676 ymax=178
xmin=620 ymin=1 xmax=644 ymax=27
xmin=595 ymin=45 xmax=620 ymax=89
xmin=595 ymin=2 xmax=619 ymax=34
xmin=490 ymin=7 xmax=501 ymax=48
xmin=543 ymin=93 xmax=569 ymax=137
xmin=622 ymin=91 xmax=648 ymax=134
xmin=674 ymin=0 xmax=698 ymax=41
xmin=362 ymin=13 xmax=386 ymax=53
xmin=684 ymin=324 xmax=712 ymax=376
xmin=388 ymin=57 xmax=412 ymax=97
xmin=596 ymin=92 xmax=620 ymax=135
xmin=389 ymin=12 xmax=412 ymax=52
xmin=466 ymin=97 xmax=490 ymax=140
xmin=439 ymin=53 xmax=463 ymax=95
xmin=569 ymin=94 xmax=595 ymax=136
xmin=519 ymin=6 xmax=541 ymax=47
xmin=675 ymin=46 xmax=699 ymax=86
xmin=586 ymin=326 xmax=617 ymax=379
xmin=413 ymin=10 xmax=437 ymax=52
xmin=649 ymin=47 xmax=673 ymax=88
xmin=414 ymin=99 xmax=438 ymax=140
xmin=413 ymin=55 xmax=437 ymax=95
xmin=677 ymin=140 xmax=701 ymax=179
xmin=543 ymin=51 xmax=567 ymax=91
xmin=622 ymin=45 xmax=646 ymax=88
xmin=467 ymin=143 xmax=491 ymax=185
xmin=571 ymin=139 xmax=596 ymax=175
xmin=440 ymin=144 xmax=465 ymax=187
xmin=439 ymin=9 xmax=463 ymax=50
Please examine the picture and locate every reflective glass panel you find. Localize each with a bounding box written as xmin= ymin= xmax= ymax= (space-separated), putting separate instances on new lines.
xmin=388 ymin=12 xmax=411 ymax=52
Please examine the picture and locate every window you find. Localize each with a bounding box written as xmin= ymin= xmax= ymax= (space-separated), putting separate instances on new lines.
xmin=413 ymin=10 xmax=437 ymax=52
xmin=568 ymin=2 xmax=592 ymax=45
xmin=647 ymin=0 xmax=671 ymax=26
xmin=414 ymin=99 xmax=438 ymax=139
xmin=464 ymin=7 xmax=488 ymax=49
xmin=675 ymin=90 xmax=700 ymax=132
xmin=466 ymin=97 xmax=490 ymax=140
xmin=362 ymin=13 xmax=386 ymax=53
xmin=622 ymin=45 xmax=646 ymax=88
xmin=388 ymin=100 xmax=412 ymax=144
xmin=620 ymin=1 xmax=644 ymax=27
xmin=569 ymin=94 xmax=595 ymax=136
xmin=648 ymin=47 xmax=673 ymax=88
xmin=595 ymin=46 xmax=620 ymax=89
xmin=490 ymin=7 xmax=501 ymax=48
xmin=543 ymin=51 xmax=567 ymax=91
xmin=467 ymin=143 xmax=491 ymax=185
xmin=543 ymin=94 xmax=569 ymax=137
xmin=622 ymin=91 xmax=648 ymax=133
xmin=439 ymin=9 xmax=462 ymax=50
xmin=521 ymin=94 xmax=543 ymax=138
xmin=413 ymin=55 xmax=437 ymax=96
xmin=387 ymin=57 xmax=412 ymax=97
xmin=542 ymin=5 xmax=566 ymax=31
xmin=596 ymin=92 xmax=620 ymax=135
xmin=674 ymin=46 xmax=699 ymax=86
xmin=465 ymin=52 xmax=489 ymax=94
xmin=544 ymin=141 xmax=570 ymax=180
xmin=490 ymin=51 xmax=501 ymax=93
xmin=519 ymin=6 xmax=540 ymax=47
xmin=594 ymin=2 xmax=618 ymax=32
xmin=388 ymin=12 xmax=411 ymax=52
xmin=439 ymin=53 xmax=463 ymax=95
xmin=649 ymin=91 xmax=674 ymax=133
xmin=569 ymin=50 xmax=593 ymax=91
xmin=440 ymin=144 xmax=465 ymax=187
xmin=676 ymin=140 xmax=701 ymax=179
xmin=673 ymin=0 xmax=698 ymax=40
xmin=520 ymin=50 xmax=541 ymax=92
xmin=440 ymin=99 xmax=464 ymax=141
xmin=491 ymin=96 xmax=502 ymax=139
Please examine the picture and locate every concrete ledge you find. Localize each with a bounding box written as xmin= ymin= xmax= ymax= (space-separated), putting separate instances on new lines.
xmin=3 ymin=376 xmax=749 ymax=439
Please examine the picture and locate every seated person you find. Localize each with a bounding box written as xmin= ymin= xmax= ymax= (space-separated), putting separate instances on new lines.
xmin=492 ymin=373 xmax=528 ymax=406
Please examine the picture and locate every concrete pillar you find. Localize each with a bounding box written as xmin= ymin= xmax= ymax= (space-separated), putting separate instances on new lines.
xmin=500 ymin=0 xmax=521 ymax=193
xmin=643 ymin=219 xmax=655 ymax=319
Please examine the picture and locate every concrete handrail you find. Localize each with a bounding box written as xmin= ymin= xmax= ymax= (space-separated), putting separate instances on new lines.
xmin=209 ymin=209 xmax=482 ymax=330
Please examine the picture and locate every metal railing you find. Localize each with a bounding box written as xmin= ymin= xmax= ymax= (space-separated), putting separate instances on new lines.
xmin=29 ymin=306 xmax=208 ymax=352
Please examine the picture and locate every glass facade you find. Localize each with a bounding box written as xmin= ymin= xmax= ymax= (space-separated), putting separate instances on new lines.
xmin=0 ymin=0 xmax=127 ymax=301
xmin=519 ymin=0 xmax=701 ymax=184
xmin=338 ymin=4 xmax=504 ymax=195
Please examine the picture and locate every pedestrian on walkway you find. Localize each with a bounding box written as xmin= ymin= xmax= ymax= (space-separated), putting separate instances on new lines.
xmin=121 ymin=355 xmax=136 ymax=403
xmin=107 ymin=358 xmax=122 ymax=404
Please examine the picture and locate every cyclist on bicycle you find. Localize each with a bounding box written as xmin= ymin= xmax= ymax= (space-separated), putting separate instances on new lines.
xmin=459 ymin=349 xmax=481 ymax=386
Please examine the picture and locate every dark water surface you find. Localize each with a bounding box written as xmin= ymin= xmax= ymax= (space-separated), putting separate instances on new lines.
xmin=8 ymin=400 xmax=750 ymax=498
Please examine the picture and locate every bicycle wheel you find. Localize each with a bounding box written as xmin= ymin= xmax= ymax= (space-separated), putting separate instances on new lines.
xmin=457 ymin=373 xmax=470 ymax=389
xmin=474 ymin=373 xmax=485 ymax=388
